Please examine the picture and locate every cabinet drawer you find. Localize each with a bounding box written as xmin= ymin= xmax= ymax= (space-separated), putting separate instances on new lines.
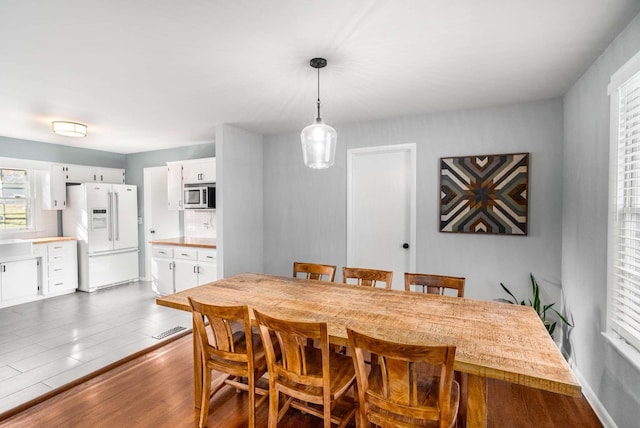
xmin=48 ymin=242 xmax=70 ymax=254
xmin=198 ymin=249 xmax=217 ymax=262
xmin=174 ymin=248 xmax=197 ymax=260
xmin=49 ymin=278 xmax=72 ymax=292
xmin=48 ymin=253 xmax=67 ymax=264
xmin=48 ymin=260 xmax=69 ymax=276
xmin=152 ymin=246 xmax=173 ymax=258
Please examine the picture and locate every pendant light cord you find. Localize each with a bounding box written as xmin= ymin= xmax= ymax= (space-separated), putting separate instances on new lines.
xmin=316 ymin=66 xmax=322 ymax=121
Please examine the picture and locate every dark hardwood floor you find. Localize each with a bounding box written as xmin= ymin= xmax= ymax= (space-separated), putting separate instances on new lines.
xmin=0 ymin=333 xmax=602 ymax=428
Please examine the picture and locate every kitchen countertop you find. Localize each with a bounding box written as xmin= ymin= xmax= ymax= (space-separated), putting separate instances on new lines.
xmin=30 ymin=236 xmax=77 ymax=245
xmin=149 ymin=237 xmax=217 ymax=249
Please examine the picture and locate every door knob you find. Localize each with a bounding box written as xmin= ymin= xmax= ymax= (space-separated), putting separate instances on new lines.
xmin=402 ymin=243 xmax=409 ymax=249
xmin=150 ymin=230 xmax=155 ymax=234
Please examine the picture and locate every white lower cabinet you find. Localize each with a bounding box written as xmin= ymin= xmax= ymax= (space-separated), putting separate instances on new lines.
xmin=151 ymin=245 xmax=217 ymax=295
xmin=0 ymin=239 xmax=79 ymax=308
xmin=43 ymin=241 xmax=78 ymax=295
xmin=151 ymin=247 xmax=174 ymax=296
xmin=0 ymin=259 xmax=39 ymax=302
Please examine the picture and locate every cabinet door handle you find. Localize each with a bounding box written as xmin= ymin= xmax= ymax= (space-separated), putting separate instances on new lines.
xmin=169 ymin=262 xmax=173 ymax=270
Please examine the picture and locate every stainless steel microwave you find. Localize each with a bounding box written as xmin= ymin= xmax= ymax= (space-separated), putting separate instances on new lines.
xmin=184 ymin=186 xmax=215 ymax=209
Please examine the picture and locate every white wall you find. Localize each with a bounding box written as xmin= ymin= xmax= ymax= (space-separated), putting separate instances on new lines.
xmin=263 ymin=98 xmax=564 ymax=304
xmin=216 ymin=124 xmax=264 ymax=277
xmin=563 ymin=12 xmax=640 ymax=428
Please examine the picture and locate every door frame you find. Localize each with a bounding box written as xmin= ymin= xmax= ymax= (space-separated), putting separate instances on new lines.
xmin=346 ymin=143 xmax=417 ymax=279
xmin=143 ymin=166 xmax=180 ymax=282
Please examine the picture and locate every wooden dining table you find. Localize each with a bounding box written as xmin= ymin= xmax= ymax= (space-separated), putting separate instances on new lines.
xmin=156 ymin=273 xmax=581 ymax=428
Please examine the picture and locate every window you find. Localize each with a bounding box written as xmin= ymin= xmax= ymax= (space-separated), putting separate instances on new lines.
xmin=0 ymin=168 xmax=32 ymax=231
xmin=608 ymin=54 xmax=640 ymax=354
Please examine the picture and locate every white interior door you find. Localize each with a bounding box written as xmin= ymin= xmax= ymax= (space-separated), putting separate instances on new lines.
xmin=144 ymin=167 xmax=180 ymax=281
xmin=347 ymin=144 xmax=416 ymax=290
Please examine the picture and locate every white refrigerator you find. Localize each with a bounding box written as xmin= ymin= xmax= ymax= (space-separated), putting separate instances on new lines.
xmin=63 ymin=183 xmax=139 ymax=292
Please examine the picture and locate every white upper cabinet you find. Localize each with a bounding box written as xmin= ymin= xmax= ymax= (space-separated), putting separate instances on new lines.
xmin=42 ymin=164 xmax=67 ymax=210
xmin=99 ymin=168 xmax=126 ymax=183
xmin=182 ymin=158 xmax=216 ymax=184
xmin=43 ymin=163 xmax=126 ymax=210
xmin=65 ymin=165 xmax=125 ymax=184
xmin=167 ymin=162 xmax=183 ymax=211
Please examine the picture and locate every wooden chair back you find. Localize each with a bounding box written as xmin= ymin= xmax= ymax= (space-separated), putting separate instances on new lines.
xmin=342 ymin=267 xmax=393 ymax=289
xmin=293 ymin=262 xmax=337 ymax=282
xmin=404 ymin=273 xmax=465 ymax=297
xmin=347 ymin=328 xmax=460 ymax=428
xmin=188 ymin=298 xmax=267 ymax=428
xmin=254 ymin=309 xmax=357 ymax=428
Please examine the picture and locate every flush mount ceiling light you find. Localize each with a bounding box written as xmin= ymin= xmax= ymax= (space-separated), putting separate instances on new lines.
xmin=300 ymin=57 xmax=336 ymax=169
xmin=52 ymin=121 xmax=87 ymax=137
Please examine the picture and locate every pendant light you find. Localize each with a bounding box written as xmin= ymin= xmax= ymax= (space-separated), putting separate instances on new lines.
xmin=301 ymin=57 xmax=336 ymax=169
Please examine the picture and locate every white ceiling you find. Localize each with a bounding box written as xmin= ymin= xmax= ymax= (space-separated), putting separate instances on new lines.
xmin=1 ymin=1 xmax=639 ymax=154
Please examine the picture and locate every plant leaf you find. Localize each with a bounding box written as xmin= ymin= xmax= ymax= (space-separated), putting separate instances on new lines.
xmin=500 ymin=282 xmax=520 ymax=305
xmin=551 ymin=308 xmax=573 ymax=327
xmin=531 ymin=273 xmax=541 ymax=313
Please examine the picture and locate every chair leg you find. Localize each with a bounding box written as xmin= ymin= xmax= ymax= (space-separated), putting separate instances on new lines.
xmin=248 ymin=374 xmax=255 ymax=428
xmin=199 ymin=367 xmax=211 ymax=428
xmin=268 ymin=386 xmax=279 ymax=428
xmin=324 ymin=395 xmax=331 ymax=428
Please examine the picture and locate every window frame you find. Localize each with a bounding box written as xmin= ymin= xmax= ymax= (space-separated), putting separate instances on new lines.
xmin=607 ymin=50 xmax=640 ymax=357
xmin=0 ymin=167 xmax=35 ymax=233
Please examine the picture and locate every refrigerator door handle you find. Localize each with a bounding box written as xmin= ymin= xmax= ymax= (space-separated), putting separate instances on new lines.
xmin=107 ymin=192 xmax=113 ymax=241
xmin=114 ymin=192 xmax=120 ymax=241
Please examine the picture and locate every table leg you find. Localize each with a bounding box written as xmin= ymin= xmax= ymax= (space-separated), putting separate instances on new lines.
xmin=466 ymin=374 xmax=487 ymax=428
xmin=193 ymin=318 xmax=202 ymax=409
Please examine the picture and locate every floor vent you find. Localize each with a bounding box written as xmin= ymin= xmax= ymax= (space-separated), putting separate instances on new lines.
xmin=152 ymin=326 xmax=187 ymax=340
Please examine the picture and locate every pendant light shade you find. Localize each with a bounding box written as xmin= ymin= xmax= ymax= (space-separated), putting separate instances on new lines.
xmin=301 ymin=58 xmax=336 ymax=169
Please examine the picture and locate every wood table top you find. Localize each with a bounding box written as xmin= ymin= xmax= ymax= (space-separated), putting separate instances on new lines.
xmin=156 ymin=273 xmax=580 ymax=397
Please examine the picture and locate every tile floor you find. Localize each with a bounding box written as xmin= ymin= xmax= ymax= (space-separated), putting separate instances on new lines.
xmin=0 ymin=281 xmax=191 ymax=414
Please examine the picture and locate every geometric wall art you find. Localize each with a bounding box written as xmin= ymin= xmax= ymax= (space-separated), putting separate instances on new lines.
xmin=440 ymin=153 xmax=529 ymax=235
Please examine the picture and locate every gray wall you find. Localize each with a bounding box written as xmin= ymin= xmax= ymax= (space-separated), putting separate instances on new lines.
xmin=216 ymin=124 xmax=264 ymax=277
xmin=263 ymin=98 xmax=564 ymax=304
xmin=563 ymin=13 xmax=640 ymax=428
xmin=0 ymin=135 xmax=126 ymax=167
xmin=125 ymin=143 xmax=215 ymax=277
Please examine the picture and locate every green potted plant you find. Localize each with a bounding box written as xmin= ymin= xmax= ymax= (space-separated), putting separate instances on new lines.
xmin=497 ymin=273 xmax=573 ymax=338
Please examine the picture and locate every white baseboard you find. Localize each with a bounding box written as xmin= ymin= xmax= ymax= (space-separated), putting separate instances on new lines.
xmin=568 ymin=359 xmax=617 ymax=428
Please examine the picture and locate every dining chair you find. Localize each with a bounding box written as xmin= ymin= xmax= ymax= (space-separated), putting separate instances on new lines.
xmin=342 ymin=267 xmax=393 ymax=289
xmin=293 ymin=261 xmax=337 ymax=282
xmin=346 ymin=328 xmax=460 ymax=428
xmin=188 ymin=297 xmax=269 ymax=428
xmin=404 ymin=273 xmax=466 ymax=297
xmin=253 ymin=309 xmax=358 ymax=428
